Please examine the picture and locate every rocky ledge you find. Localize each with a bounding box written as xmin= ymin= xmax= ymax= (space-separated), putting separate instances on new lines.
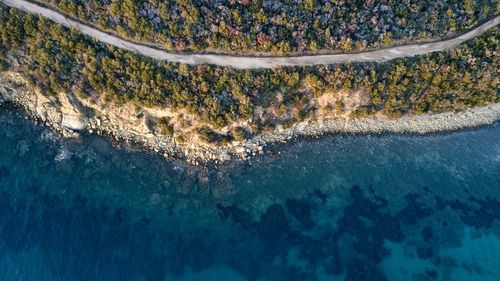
xmin=1 ymin=71 xmax=499 ymax=165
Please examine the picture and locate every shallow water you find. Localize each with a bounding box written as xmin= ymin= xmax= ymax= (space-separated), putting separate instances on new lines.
xmin=0 ymin=106 xmax=499 ymax=281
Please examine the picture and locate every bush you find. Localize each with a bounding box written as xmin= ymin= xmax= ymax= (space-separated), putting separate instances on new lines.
xmin=0 ymin=60 xmax=8 ymax=72
xmin=197 ymin=127 xmax=233 ymax=144
xmin=231 ymin=127 xmax=251 ymax=141
xmin=36 ymin=0 xmax=499 ymax=53
xmin=0 ymin=3 xmax=498 ymax=137
xmin=157 ymin=117 xmax=174 ymax=136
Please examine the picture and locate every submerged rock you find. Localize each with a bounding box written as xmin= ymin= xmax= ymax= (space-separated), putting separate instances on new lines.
xmin=16 ymin=140 xmax=30 ymax=157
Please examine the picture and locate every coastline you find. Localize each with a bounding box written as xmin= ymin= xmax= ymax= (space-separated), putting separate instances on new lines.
xmin=1 ymin=71 xmax=499 ymax=165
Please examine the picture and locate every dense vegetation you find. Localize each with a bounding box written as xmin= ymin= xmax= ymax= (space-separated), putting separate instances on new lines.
xmin=1 ymin=4 xmax=499 ymax=143
xmin=37 ymin=0 xmax=500 ymax=53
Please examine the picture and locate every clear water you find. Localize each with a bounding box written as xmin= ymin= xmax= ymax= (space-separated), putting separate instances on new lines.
xmin=0 ymin=106 xmax=499 ymax=281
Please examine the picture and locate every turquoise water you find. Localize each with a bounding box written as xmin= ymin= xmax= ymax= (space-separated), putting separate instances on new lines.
xmin=1 ymin=105 xmax=500 ymax=281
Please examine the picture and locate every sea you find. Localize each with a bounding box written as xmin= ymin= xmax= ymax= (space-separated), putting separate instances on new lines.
xmin=0 ymin=105 xmax=499 ymax=281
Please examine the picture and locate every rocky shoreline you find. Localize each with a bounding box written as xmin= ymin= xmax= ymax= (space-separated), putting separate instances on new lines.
xmin=1 ymin=71 xmax=499 ymax=165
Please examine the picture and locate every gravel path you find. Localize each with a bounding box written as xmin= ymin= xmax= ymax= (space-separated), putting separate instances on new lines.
xmin=2 ymin=0 xmax=500 ymax=69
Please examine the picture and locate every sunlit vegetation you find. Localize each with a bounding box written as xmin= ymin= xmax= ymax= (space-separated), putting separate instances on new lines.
xmin=1 ymin=4 xmax=499 ymax=143
xmin=157 ymin=116 xmax=174 ymax=136
xmin=37 ymin=0 xmax=499 ymax=53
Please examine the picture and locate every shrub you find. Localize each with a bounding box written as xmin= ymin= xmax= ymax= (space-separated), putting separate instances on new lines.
xmin=231 ymin=127 xmax=251 ymax=141
xmin=157 ymin=117 xmax=174 ymax=136
xmin=197 ymin=127 xmax=233 ymax=144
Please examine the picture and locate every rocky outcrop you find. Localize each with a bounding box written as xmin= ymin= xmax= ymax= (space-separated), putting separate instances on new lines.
xmin=1 ymin=71 xmax=500 ymax=164
xmin=0 ymin=72 xmax=86 ymax=138
xmin=0 ymin=71 xmax=214 ymax=163
xmin=59 ymin=92 xmax=89 ymax=131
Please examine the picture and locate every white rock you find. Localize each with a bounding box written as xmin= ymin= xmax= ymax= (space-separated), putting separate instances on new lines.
xmin=61 ymin=114 xmax=88 ymax=131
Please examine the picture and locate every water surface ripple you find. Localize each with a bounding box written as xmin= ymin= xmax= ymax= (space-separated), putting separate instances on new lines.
xmin=1 ymin=107 xmax=499 ymax=281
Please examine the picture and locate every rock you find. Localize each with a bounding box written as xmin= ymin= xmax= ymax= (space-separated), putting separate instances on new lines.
xmin=17 ymin=140 xmax=30 ymax=157
xmin=0 ymin=85 xmax=15 ymax=102
xmin=35 ymin=103 xmax=48 ymax=121
xmin=57 ymin=92 xmax=89 ymax=131
xmin=162 ymin=180 xmax=171 ymax=188
xmin=62 ymin=114 xmax=88 ymax=131
xmin=149 ymin=193 xmax=161 ymax=205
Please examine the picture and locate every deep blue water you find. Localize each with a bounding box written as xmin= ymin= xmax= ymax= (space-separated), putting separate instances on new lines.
xmin=1 ymin=106 xmax=500 ymax=281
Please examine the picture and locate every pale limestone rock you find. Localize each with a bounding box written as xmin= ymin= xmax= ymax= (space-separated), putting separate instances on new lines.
xmin=61 ymin=114 xmax=86 ymax=130
xmin=58 ymin=93 xmax=88 ymax=131
xmin=235 ymin=147 xmax=245 ymax=154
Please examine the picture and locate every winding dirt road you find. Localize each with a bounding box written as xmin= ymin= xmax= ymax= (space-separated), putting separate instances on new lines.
xmin=2 ymin=0 xmax=500 ymax=69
